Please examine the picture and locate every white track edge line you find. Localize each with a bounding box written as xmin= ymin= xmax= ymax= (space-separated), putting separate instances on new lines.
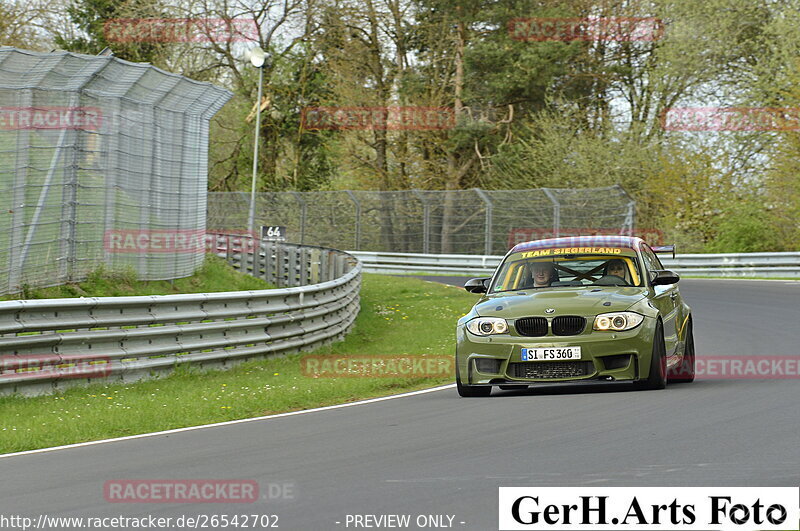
xmin=0 ymin=384 xmax=455 ymax=459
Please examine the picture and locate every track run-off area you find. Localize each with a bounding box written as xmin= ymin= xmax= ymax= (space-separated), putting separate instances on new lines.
xmin=0 ymin=278 xmax=798 ymax=530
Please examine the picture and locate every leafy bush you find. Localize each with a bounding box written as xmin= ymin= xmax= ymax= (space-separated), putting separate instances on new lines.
xmin=707 ymin=201 xmax=783 ymax=253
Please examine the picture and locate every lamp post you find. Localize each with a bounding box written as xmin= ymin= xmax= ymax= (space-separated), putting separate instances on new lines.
xmin=246 ymin=45 xmax=267 ymax=235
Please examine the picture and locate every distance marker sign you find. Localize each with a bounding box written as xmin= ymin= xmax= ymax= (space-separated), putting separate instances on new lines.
xmin=261 ymin=226 xmax=286 ymax=241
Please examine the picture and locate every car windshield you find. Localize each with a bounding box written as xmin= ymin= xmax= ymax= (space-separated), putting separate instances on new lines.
xmin=490 ymin=249 xmax=643 ymax=293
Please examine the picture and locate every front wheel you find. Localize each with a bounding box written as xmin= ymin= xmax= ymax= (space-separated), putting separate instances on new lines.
xmin=456 ymin=361 xmax=492 ymax=397
xmin=638 ymin=319 xmax=667 ymax=390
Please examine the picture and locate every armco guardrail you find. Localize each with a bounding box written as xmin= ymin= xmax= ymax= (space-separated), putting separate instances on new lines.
xmin=0 ymin=234 xmax=361 ymax=395
xmin=352 ymin=251 xmax=502 ymax=276
xmin=351 ymin=251 xmax=800 ymax=278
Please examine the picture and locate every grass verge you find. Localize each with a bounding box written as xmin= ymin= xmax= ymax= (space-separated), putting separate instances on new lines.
xmin=2 ymin=255 xmax=275 ymax=300
xmin=0 ymin=273 xmax=476 ymax=454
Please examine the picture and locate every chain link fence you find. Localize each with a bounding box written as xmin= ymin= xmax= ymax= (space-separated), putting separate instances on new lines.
xmin=207 ymin=185 xmax=636 ymax=255
xmin=0 ymin=47 xmax=231 ymax=296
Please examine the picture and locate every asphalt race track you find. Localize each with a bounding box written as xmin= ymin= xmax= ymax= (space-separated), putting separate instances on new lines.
xmin=1 ymin=279 xmax=798 ymax=530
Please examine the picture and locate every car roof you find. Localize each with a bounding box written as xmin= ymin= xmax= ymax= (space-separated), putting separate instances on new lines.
xmin=510 ymin=235 xmax=645 ymax=254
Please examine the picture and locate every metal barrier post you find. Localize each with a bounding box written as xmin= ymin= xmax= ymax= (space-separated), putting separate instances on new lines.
xmin=276 ymin=244 xmax=285 ymax=287
xmin=264 ymin=241 xmax=275 ymax=283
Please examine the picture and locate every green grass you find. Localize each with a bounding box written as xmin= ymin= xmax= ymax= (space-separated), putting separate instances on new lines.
xmin=3 ymin=255 xmax=275 ymax=300
xmin=0 ymin=273 xmax=477 ymax=454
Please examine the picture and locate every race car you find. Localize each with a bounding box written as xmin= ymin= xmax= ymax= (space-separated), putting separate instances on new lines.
xmin=455 ymin=235 xmax=694 ymax=397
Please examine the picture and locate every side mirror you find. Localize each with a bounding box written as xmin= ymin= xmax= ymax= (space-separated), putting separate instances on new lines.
xmin=464 ymin=277 xmax=490 ymax=293
xmin=651 ymin=270 xmax=680 ymax=286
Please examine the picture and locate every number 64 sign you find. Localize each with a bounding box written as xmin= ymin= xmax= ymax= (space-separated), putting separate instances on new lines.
xmin=261 ymin=225 xmax=287 ymax=241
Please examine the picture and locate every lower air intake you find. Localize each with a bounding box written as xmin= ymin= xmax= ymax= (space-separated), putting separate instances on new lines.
xmin=510 ymin=361 xmax=595 ymax=379
xmin=602 ymin=354 xmax=632 ymax=371
xmin=474 ymin=358 xmax=502 ymax=374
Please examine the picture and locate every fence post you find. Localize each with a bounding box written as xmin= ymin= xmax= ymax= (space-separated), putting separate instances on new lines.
xmin=291 ymin=191 xmax=307 ymax=244
xmin=7 ymin=89 xmax=31 ymax=294
xmin=62 ymin=125 xmax=81 ymax=282
xmin=614 ymin=184 xmax=636 ymax=236
xmin=103 ymin=98 xmax=120 ymax=267
xmin=542 ymin=188 xmax=561 ymax=238
xmin=345 ymin=190 xmax=361 ymax=251
xmin=411 ymin=189 xmax=430 ymax=254
xmin=473 ymin=188 xmax=493 ymax=255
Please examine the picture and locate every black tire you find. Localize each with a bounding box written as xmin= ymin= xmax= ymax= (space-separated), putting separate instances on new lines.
xmin=669 ymin=318 xmax=695 ymax=383
xmin=456 ymin=361 xmax=492 ymax=397
xmin=499 ymin=384 xmax=528 ymax=391
xmin=639 ymin=319 xmax=667 ymax=390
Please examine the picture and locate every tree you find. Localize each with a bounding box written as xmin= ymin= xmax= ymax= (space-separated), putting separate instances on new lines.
xmin=53 ymin=0 xmax=172 ymax=65
xmin=0 ymin=0 xmax=52 ymax=50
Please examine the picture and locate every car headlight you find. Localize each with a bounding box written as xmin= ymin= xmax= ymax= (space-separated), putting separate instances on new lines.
xmin=593 ymin=312 xmax=644 ymax=331
xmin=466 ymin=317 xmax=508 ymax=336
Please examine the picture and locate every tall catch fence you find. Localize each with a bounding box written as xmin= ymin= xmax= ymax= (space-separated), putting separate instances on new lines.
xmin=207 ymin=185 xmax=636 ymax=255
xmin=0 ymin=47 xmax=231 ymax=296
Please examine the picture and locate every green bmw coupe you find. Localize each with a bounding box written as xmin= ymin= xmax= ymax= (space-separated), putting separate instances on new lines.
xmin=456 ymin=235 xmax=695 ymax=397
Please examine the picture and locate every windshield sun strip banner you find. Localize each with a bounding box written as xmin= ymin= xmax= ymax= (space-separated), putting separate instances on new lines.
xmin=518 ymin=247 xmax=633 ymax=258
xmin=512 ymin=235 xmax=639 ymax=253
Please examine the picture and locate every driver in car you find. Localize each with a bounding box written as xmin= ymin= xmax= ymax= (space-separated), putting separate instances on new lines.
xmin=605 ymin=258 xmax=630 ymax=284
xmin=531 ymin=262 xmax=556 ymax=288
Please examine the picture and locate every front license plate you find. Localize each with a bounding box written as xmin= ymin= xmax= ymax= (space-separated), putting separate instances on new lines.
xmin=521 ymin=347 xmax=582 ymax=361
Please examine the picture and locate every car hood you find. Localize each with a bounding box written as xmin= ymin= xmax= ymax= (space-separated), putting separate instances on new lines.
xmin=474 ymin=286 xmax=648 ymax=318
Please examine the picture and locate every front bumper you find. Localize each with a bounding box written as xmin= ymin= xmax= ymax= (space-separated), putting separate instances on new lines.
xmin=456 ymin=316 xmax=657 ymax=385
